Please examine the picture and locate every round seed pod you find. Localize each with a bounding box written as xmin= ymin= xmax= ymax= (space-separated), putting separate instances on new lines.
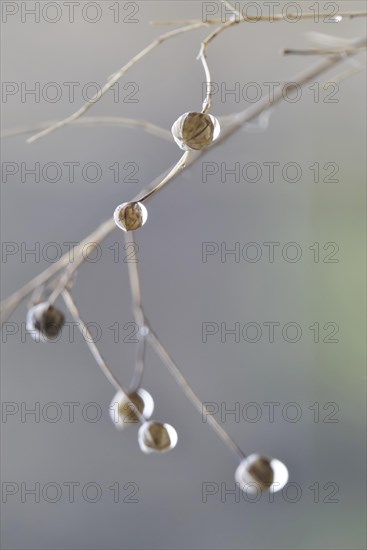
xmin=235 ymin=454 xmax=288 ymax=494
xmin=114 ymin=202 xmax=147 ymax=232
xmin=138 ymin=421 xmax=178 ymax=454
xmin=26 ymin=302 xmax=64 ymax=342
xmin=171 ymin=111 xmax=220 ymax=151
xmin=110 ymin=389 xmax=154 ymax=429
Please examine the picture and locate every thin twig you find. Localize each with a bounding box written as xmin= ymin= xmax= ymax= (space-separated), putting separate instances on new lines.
xmin=46 ymin=151 xmax=189 ymax=303
xmin=147 ymin=327 xmax=246 ymax=461
xmin=283 ymin=46 xmax=366 ymax=56
xmin=221 ymin=0 xmax=242 ymax=18
xmin=61 ymin=289 xmax=140 ymax=415
xmin=1 ymin=117 xmax=172 ymax=141
xmin=122 ymin=194 xmax=246 ymax=458
xmin=1 ymin=218 xmax=115 ymax=324
xmin=129 ymin=336 xmax=147 ymax=392
xmin=124 ymin=232 xmax=145 ymax=326
xmin=124 ymin=231 xmax=147 ymax=391
xmin=138 ymin=152 xmax=190 ymax=203
xmin=197 ymin=19 xmax=236 ymax=113
xmin=26 ymin=22 xmax=207 ymax=144
xmin=2 ymin=35 xmax=366 ymax=324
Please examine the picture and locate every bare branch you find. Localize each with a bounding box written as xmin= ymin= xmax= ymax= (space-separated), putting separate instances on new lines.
xmin=283 ymin=45 xmax=366 ymax=56
xmin=62 ymin=290 xmax=137 ymax=403
xmin=26 ymin=22 xmax=207 ymax=144
xmin=2 ymin=35 xmax=366 ymax=325
xmin=122 ymin=213 xmax=246 ymax=458
xmin=1 ymin=117 xmax=172 ymax=141
xmin=147 ymin=327 xmax=246 ymax=461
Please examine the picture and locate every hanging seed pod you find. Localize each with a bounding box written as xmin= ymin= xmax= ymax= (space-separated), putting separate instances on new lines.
xmin=138 ymin=421 xmax=177 ymax=454
xmin=235 ymin=454 xmax=289 ymax=494
xmin=114 ymin=202 xmax=147 ymax=232
xmin=110 ymin=389 xmax=154 ymax=429
xmin=26 ymin=302 xmax=64 ymax=342
xmin=171 ymin=111 xmax=220 ymax=151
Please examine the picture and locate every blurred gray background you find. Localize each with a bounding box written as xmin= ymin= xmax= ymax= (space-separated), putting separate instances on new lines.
xmin=1 ymin=1 xmax=366 ymax=549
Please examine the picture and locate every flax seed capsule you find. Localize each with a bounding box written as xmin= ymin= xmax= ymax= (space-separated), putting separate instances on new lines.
xmin=114 ymin=202 xmax=147 ymax=232
xmin=171 ymin=112 xmax=220 ymax=151
xmin=110 ymin=389 xmax=154 ymax=429
xmin=235 ymin=454 xmax=289 ymax=494
xmin=138 ymin=421 xmax=178 ymax=454
xmin=26 ymin=302 xmax=64 ymax=342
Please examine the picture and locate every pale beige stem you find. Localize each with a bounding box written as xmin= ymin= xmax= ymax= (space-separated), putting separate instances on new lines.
xmin=26 ymin=22 xmax=207 ymax=144
xmin=148 ymin=327 xmax=246 ymax=461
xmin=1 ymin=117 xmax=172 ymax=141
xmin=2 ymin=35 xmax=365 ymax=324
xmin=62 ymin=288 xmax=146 ymax=423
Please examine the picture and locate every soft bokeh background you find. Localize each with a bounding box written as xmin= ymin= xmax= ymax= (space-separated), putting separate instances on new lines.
xmin=1 ymin=1 xmax=366 ymax=549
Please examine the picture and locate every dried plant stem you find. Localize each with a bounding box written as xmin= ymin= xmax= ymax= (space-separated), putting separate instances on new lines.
xmin=123 ymin=231 xmax=246 ymax=460
xmin=26 ymin=22 xmax=207 ymax=144
xmin=147 ymin=327 xmax=246 ymax=461
xmin=198 ymin=19 xmax=236 ymax=113
xmin=124 ymin=232 xmax=145 ymax=326
xmin=47 ymin=151 xmax=190 ymax=304
xmin=1 ymin=117 xmax=172 ymax=141
xmin=130 ymin=336 xmax=147 ymax=392
xmin=1 ymin=218 xmax=115 ymax=324
xmin=138 ymin=152 xmax=190 ymax=203
xmin=222 ymin=1 xmax=242 ymax=18
xmin=61 ymin=289 xmax=146 ymax=424
xmin=215 ymin=35 xmax=367 ymax=137
xmin=124 ymin=231 xmax=146 ymax=391
xmin=284 ymin=46 xmax=366 ymax=55
xmin=1 ymin=34 xmax=365 ymax=324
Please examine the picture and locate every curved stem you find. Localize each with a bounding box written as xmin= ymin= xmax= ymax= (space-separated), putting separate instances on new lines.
xmin=147 ymin=326 xmax=246 ymax=462
xmin=62 ymin=288 xmax=146 ymax=423
xmin=2 ymin=35 xmax=365 ymax=323
xmin=26 ymin=22 xmax=207 ymax=144
xmin=138 ymin=152 xmax=189 ymax=203
xmin=1 ymin=116 xmax=172 ymax=141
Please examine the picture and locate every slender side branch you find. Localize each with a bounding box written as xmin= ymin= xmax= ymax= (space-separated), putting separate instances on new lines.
xmin=1 ymin=218 xmax=115 ymax=324
xmin=2 ymin=35 xmax=366 ymax=324
xmin=221 ymin=1 xmax=242 ymax=18
xmin=1 ymin=117 xmax=172 ymax=141
xmin=61 ymin=290 xmax=126 ymax=394
xmin=147 ymin=327 xmax=246 ymax=461
xmin=47 ymin=150 xmax=189 ymax=302
xmin=197 ymin=19 xmax=236 ymax=113
xmin=283 ymin=46 xmax=366 ymax=55
xmin=124 ymin=232 xmax=145 ymax=326
xmin=62 ymin=288 xmax=146 ymax=423
xmin=26 ymin=22 xmax=207 ymax=144
xmin=122 ymin=218 xmax=246 ymax=457
xmin=138 ymin=152 xmax=189 ymax=203
xmin=124 ymin=231 xmax=147 ymax=391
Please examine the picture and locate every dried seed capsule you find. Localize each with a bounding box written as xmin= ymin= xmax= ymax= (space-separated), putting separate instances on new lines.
xmin=235 ymin=454 xmax=288 ymax=494
xmin=26 ymin=302 xmax=64 ymax=342
xmin=110 ymin=389 xmax=154 ymax=429
xmin=114 ymin=202 xmax=147 ymax=232
xmin=171 ymin=111 xmax=220 ymax=151
xmin=138 ymin=421 xmax=178 ymax=454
